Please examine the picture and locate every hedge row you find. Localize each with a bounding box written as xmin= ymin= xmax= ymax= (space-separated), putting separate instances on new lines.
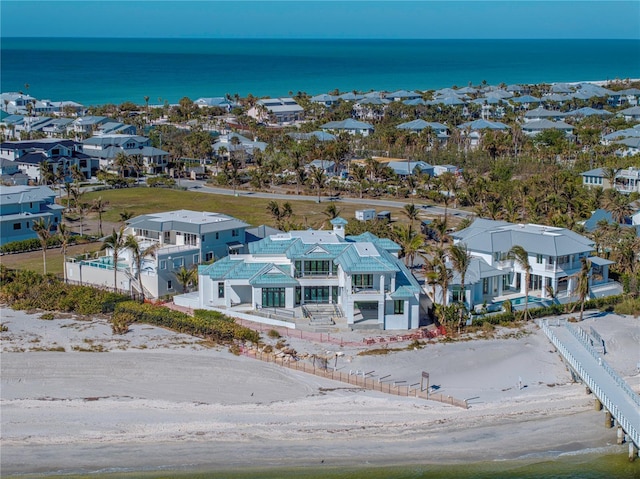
xmin=0 ymin=234 xmax=95 ymax=254
xmin=0 ymin=267 xmax=129 ymax=314
xmin=113 ymin=301 xmax=260 ymax=343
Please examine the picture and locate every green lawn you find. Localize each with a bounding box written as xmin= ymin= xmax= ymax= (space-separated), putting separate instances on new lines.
xmin=0 ymin=243 xmax=101 ymax=276
xmin=81 ymin=187 xmax=403 ymax=230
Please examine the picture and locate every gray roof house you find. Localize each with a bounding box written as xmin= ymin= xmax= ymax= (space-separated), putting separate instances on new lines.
xmin=66 ymin=210 xmax=250 ymax=299
xmin=434 ymin=219 xmax=619 ymax=311
xmin=321 ymin=119 xmax=374 ymax=136
xmin=521 ymin=119 xmax=575 ymax=137
xmin=82 ymin=134 xmax=169 ymax=174
xmin=0 ymin=185 xmax=63 ymax=246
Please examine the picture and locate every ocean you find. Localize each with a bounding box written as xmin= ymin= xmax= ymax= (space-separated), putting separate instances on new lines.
xmin=1 ymin=38 xmax=640 ymax=106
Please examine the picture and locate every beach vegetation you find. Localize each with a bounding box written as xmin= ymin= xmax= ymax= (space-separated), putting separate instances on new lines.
xmin=613 ymin=296 xmax=640 ymax=318
xmin=112 ymin=302 xmax=260 ymax=344
xmin=267 ymin=329 xmax=281 ymax=339
xmin=39 ymin=313 xmax=55 ymax=320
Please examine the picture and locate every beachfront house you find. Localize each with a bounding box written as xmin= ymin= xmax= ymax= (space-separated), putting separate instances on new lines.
xmin=65 ymin=210 xmax=250 ymax=299
xmin=432 ymin=219 xmax=619 ymax=312
xmin=0 ymin=185 xmax=63 ymax=246
xmin=181 ymin=218 xmax=427 ymax=331
xmin=580 ymin=167 xmax=640 ymax=194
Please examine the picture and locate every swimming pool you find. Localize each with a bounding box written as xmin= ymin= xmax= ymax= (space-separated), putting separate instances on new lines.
xmin=488 ymin=295 xmax=544 ymax=311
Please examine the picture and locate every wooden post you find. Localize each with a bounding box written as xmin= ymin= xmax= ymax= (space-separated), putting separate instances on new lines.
xmin=629 ymin=443 xmax=638 ymax=462
xmin=617 ymin=426 xmax=624 ymax=445
xmin=605 ymin=410 xmax=613 ymax=428
xmin=594 ymin=398 xmax=602 ymax=411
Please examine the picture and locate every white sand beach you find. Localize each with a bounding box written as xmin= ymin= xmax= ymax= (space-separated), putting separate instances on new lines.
xmin=1 ymin=307 xmax=638 ymax=476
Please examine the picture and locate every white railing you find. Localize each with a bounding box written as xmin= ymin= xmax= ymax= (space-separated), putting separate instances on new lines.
xmin=539 ymin=320 xmax=640 ymax=449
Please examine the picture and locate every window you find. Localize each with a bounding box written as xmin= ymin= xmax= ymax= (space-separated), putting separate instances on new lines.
xmin=173 ymin=258 xmax=183 ymax=269
xmin=482 ymin=278 xmax=489 ymax=294
xmin=13 ymin=223 xmax=21 ymax=230
xmin=193 ymin=254 xmax=200 ymax=264
xmin=160 ymin=260 xmax=167 ymax=270
xmin=353 ymin=274 xmax=373 ymax=289
xmin=262 ymin=287 xmax=285 ymax=307
xmin=26 ymin=222 xmax=30 ymax=228
xmin=304 ymin=286 xmax=330 ymax=303
xmin=167 ymin=280 xmax=173 ymax=290
xmin=215 ymin=232 xmax=219 ymax=240
xmin=536 ymin=254 xmax=543 ymax=264
xmin=393 ymin=300 xmax=404 ymax=315
xmin=303 ymin=260 xmax=331 ymax=276
xmin=201 ymin=235 xmax=205 ymax=242
xmin=218 ymin=282 xmax=225 ymax=298
xmin=205 ymin=252 xmax=213 ymax=262
xmin=232 ymin=229 xmax=238 ymax=237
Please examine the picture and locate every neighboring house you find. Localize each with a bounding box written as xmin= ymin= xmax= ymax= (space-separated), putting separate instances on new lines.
xmin=581 ymin=209 xmax=633 ymax=233
xmin=565 ymin=107 xmax=613 ymax=119
xmin=95 ymin=122 xmax=137 ymax=136
xmin=306 ymin=159 xmax=338 ymax=176
xmin=0 ymin=92 xmax=36 ymax=115
xmin=0 ymin=158 xmax=30 ymax=185
xmin=288 ymin=131 xmax=336 ymax=142
xmin=436 ymin=219 xmax=617 ymax=311
xmin=82 ymin=134 xmax=169 ymax=174
xmin=247 ymin=98 xmax=304 ymax=125
xmin=194 ymin=97 xmax=237 ymax=111
xmin=580 ymin=168 xmax=609 ymax=189
xmin=212 ymin=133 xmax=267 ymax=164
xmin=385 ymin=90 xmax=422 ymax=101
xmin=321 ymin=119 xmax=374 ymax=137
xmin=396 ymin=119 xmax=449 ymax=143
xmin=619 ymin=106 xmax=640 ymax=122
xmin=69 ymin=116 xmax=113 ymax=137
xmin=580 ymin=167 xmax=640 ymax=194
xmin=523 ymin=107 xmax=568 ymax=122
xmin=66 ymin=210 xmax=250 ymax=299
xmin=0 ymin=185 xmax=63 ymax=246
xmin=310 ymin=94 xmax=339 ymax=107
xmin=190 ymin=218 xmax=426 ymax=331
xmin=615 ymin=137 xmax=640 ymax=157
xmin=433 ymin=164 xmax=459 ymax=176
xmin=386 ymin=160 xmax=434 ymax=177
xmin=0 ymin=139 xmax=92 ymax=182
xmin=521 ymin=119 xmax=574 ymax=138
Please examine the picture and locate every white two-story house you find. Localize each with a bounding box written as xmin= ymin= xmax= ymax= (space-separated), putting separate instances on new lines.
xmin=82 ymin=134 xmax=169 ymax=174
xmin=191 ymin=218 xmax=427 ymax=331
xmin=438 ymin=219 xmax=617 ymax=312
xmin=65 ymin=210 xmax=249 ymax=299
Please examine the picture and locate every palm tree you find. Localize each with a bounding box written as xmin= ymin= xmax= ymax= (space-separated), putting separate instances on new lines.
xmin=91 ymin=197 xmax=109 ymax=237
xmin=322 ymin=202 xmax=341 ymax=225
xmin=58 ymin=223 xmax=71 ymax=283
xmin=101 ymin=227 xmax=126 ymax=293
xmin=602 ymin=190 xmax=632 ymax=225
xmin=175 ymin=265 xmax=197 ymax=293
xmin=309 ymin=165 xmax=326 ymax=203
xmin=449 ymin=243 xmax=473 ymax=333
xmin=38 ymin=161 xmax=54 ymax=186
xmin=393 ymin=224 xmax=424 ymax=268
xmin=32 ymin=218 xmax=52 ymax=275
xmin=350 ymin=164 xmax=367 ymax=199
xmin=119 ymin=210 xmax=134 ymax=226
xmin=266 ymin=201 xmax=293 ymax=230
xmin=508 ymin=245 xmax=532 ymax=320
xmin=124 ymin=234 xmax=159 ymax=302
xmin=574 ymin=257 xmax=591 ymax=322
xmin=402 ymin=203 xmax=420 ymax=234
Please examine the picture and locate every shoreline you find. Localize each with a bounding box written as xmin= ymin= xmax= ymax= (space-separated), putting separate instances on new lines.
xmin=1 ymin=307 xmax=638 ymax=476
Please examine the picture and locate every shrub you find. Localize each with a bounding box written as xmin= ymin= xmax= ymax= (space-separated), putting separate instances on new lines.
xmin=267 ymin=329 xmax=281 ymax=339
xmin=614 ymin=297 xmax=640 ymax=318
xmin=112 ymin=302 xmax=260 ymax=344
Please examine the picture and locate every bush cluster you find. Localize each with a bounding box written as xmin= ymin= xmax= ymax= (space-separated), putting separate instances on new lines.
xmin=0 ymin=234 xmax=95 ymax=254
xmin=146 ymin=176 xmax=176 ymax=188
xmin=112 ymin=302 xmax=260 ymax=343
xmin=0 ymin=266 xmax=129 ymax=314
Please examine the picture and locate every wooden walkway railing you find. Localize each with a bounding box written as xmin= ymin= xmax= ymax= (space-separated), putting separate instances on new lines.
xmin=242 ymin=349 xmax=469 ymax=409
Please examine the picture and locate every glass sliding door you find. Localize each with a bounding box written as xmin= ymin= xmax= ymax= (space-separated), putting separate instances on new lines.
xmin=262 ymin=287 xmax=285 ymax=307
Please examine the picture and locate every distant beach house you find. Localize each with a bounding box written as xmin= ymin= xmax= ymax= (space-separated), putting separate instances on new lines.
xmin=66 ymin=210 xmax=249 ymax=299
xmin=432 ymin=219 xmax=619 ymax=312
xmin=321 ymin=119 xmax=374 ymax=137
xmin=385 ymin=90 xmax=422 ymax=101
xmin=0 ymin=185 xmax=63 ymax=246
xmin=193 ymin=97 xmax=237 ymax=111
xmin=396 ymin=119 xmax=449 ymax=145
xmin=69 ymin=116 xmax=113 ymax=137
xmin=0 ymin=92 xmax=36 ymax=115
xmin=386 ymin=160 xmax=434 ymax=177
xmin=247 ymin=98 xmax=304 ymax=125
xmin=580 ymin=167 xmax=640 ymax=194
xmin=619 ymin=106 xmax=640 ymax=122
xmin=288 ymin=131 xmax=336 ymax=142
xmin=310 ymin=94 xmax=339 ymax=107
xmin=580 ymin=168 xmax=608 ymax=189
xmin=523 ymin=107 xmax=568 ymax=122
xmin=0 ymin=139 xmax=92 ymax=182
xmin=306 ymin=159 xmax=338 ymax=176
xmin=181 ymin=218 xmax=427 ymax=331
xmin=212 ymin=133 xmax=267 ymax=165
xmin=0 ymin=158 xmax=30 ymax=185
xmin=82 ymin=134 xmax=169 ymax=174
xmin=521 ymin=119 xmax=574 ymax=138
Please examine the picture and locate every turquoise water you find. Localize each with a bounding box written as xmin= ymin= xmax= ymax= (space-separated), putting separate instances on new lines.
xmin=2 ymin=38 xmax=639 ymax=105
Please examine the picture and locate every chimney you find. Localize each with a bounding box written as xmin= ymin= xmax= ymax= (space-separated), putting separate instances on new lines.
xmin=330 ymin=217 xmax=347 ymax=239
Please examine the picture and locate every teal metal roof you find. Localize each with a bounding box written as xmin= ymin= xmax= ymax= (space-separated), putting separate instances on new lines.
xmin=249 ymin=265 xmax=299 ymax=287
xmin=346 ymin=232 xmax=401 ymax=253
xmin=249 ymin=236 xmax=297 ymax=255
xmin=390 ymin=286 xmax=417 ymax=299
xmin=334 ymin=245 xmax=399 ymax=274
xmin=330 ymin=217 xmax=348 ymax=226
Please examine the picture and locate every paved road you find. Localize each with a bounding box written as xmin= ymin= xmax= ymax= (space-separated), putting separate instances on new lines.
xmin=179 ymin=179 xmax=474 ymax=218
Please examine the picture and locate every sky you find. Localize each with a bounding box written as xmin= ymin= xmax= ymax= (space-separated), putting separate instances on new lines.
xmin=1 ymin=0 xmax=639 ymax=40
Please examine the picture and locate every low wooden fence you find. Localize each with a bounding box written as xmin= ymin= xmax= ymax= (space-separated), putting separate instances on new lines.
xmin=242 ymin=349 xmax=468 ymax=409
